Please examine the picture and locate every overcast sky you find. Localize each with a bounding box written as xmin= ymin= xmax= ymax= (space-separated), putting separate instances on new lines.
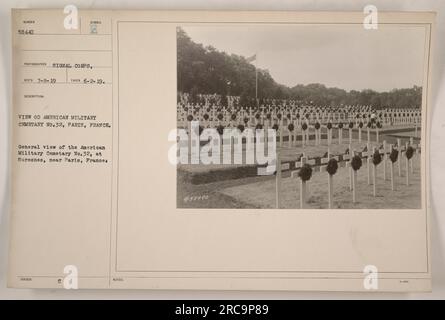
xmin=182 ymin=24 xmax=427 ymax=92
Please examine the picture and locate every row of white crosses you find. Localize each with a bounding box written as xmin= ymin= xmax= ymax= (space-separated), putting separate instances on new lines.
xmin=270 ymin=119 xmax=383 ymax=149
xmin=274 ymin=137 xmax=420 ymax=208
xmin=178 ymin=92 xmax=227 ymax=105
xmin=178 ymin=101 xmax=420 ymax=127
xmin=181 ymin=118 xmax=386 ymax=164
xmin=362 ymin=137 xmax=418 ymax=192
xmin=179 ymin=90 xmax=418 ymax=110
xmin=178 ymin=105 xmax=377 ymax=127
xmin=179 ymin=103 xmax=390 ymax=130
xmin=178 ymin=104 xmax=420 ymax=156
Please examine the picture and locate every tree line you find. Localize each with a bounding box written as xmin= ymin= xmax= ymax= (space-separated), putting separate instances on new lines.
xmin=177 ymin=27 xmax=422 ymax=109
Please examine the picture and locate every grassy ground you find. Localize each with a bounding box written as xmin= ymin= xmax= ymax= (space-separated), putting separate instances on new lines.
xmin=220 ymin=154 xmax=421 ymax=209
xmin=177 ymin=169 xmax=270 ymax=208
xmin=177 ymin=132 xmax=422 ymax=209
xmin=387 ymin=131 xmax=421 ymax=138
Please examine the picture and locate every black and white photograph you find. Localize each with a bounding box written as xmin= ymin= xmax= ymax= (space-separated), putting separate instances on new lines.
xmin=176 ymin=24 xmax=425 ymax=209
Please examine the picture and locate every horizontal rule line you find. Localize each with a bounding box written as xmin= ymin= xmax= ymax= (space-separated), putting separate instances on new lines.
xmin=20 ymin=49 xmax=112 ymax=52
xmin=21 ymin=82 xmax=112 ymax=85
xmin=19 ymin=33 xmax=112 ymax=36
xmin=21 ymin=66 xmax=112 ymax=68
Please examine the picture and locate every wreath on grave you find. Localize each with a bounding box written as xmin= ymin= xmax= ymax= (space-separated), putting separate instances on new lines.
xmin=315 ymin=122 xmax=321 ymax=130
xmin=359 ymin=122 xmax=364 ymax=128
xmin=255 ymin=123 xmax=263 ymax=130
xmin=217 ymin=113 xmax=224 ymax=121
xmin=266 ymin=113 xmax=272 ymax=120
xmin=372 ymin=149 xmax=382 ymax=165
xmin=389 ymin=148 xmax=398 ymax=163
xmin=255 ymin=113 xmax=261 ymax=120
xmin=277 ymin=113 xmax=282 ymax=120
xmin=367 ymin=121 xmax=372 ymax=128
xmin=296 ymin=113 xmax=300 ymax=119
xmin=288 ymin=123 xmax=295 ymax=132
xmin=326 ymin=158 xmax=338 ymax=176
xmin=243 ymin=117 xmax=249 ymax=124
xmin=305 ymin=113 xmax=310 ymax=119
xmin=272 ymin=124 xmax=279 ymax=131
xmin=376 ymin=122 xmax=382 ymax=129
xmin=287 ymin=113 xmax=292 ymax=119
xmin=203 ymin=114 xmax=209 ymax=121
xmin=327 ymin=122 xmax=332 ymax=130
xmin=301 ymin=123 xmax=308 ymax=131
xmin=338 ymin=122 xmax=343 ymax=129
xmin=405 ymin=146 xmax=414 ymax=159
xmin=351 ymin=155 xmax=362 ymax=171
xmin=231 ymin=114 xmax=237 ymax=121
xmin=216 ymin=125 xmax=225 ymax=136
xmin=298 ymin=164 xmax=313 ymax=182
xmin=237 ymin=124 xmax=245 ymax=133
xmin=349 ymin=122 xmax=354 ymax=129
xmin=187 ymin=114 xmax=194 ymax=122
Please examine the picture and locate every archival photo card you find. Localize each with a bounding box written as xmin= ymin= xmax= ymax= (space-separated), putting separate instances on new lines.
xmin=8 ymin=9 xmax=433 ymax=291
